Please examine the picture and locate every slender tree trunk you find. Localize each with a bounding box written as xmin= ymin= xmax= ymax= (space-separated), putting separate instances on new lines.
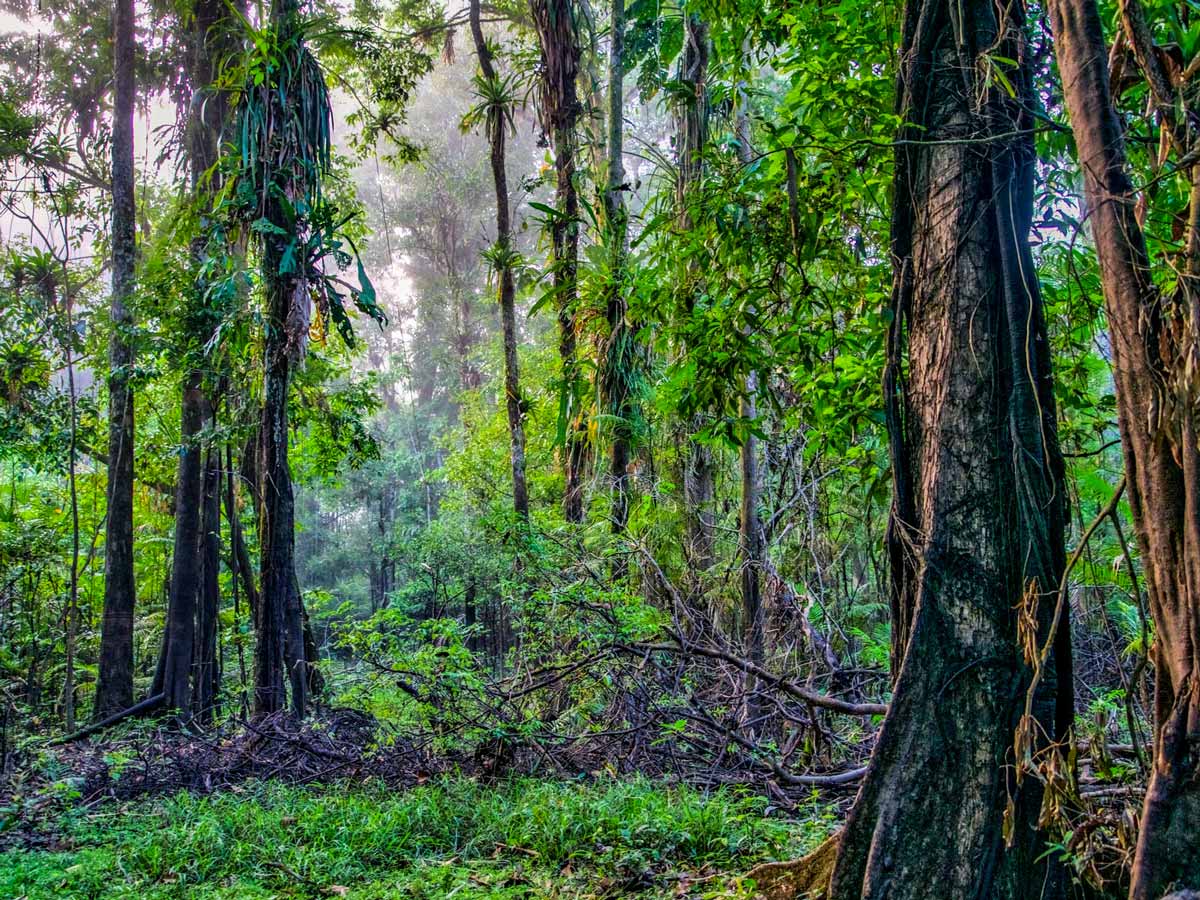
xmin=735 ymin=94 xmax=765 ymax=677
xmin=225 ymin=442 xmax=251 ymax=715
xmin=1047 ymin=1 xmax=1200 ymax=894
xmin=465 ymin=579 xmax=478 ymax=652
xmin=192 ymin=438 xmax=222 ymax=723
xmin=63 ymin=292 xmax=81 ymax=734
xmin=602 ymin=0 xmax=633 ymax=549
xmin=95 ymin=0 xmax=138 ymax=720
xmin=531 ymin=0 xmax=586 ymax=523
xmin=227 ymin=444 xmax=260 ymax=624
xmin=676 ymin=16 xmax=716 ymax=575
xmin=257 ymin=345 xmax=297 ymax=715
xmin=828 ymin=1 xmax=1070 ymax=896
xmin=469 ymin=0 xmax=529 ymax=520
xmin=155 ymin=371 xmax=204 ymax=716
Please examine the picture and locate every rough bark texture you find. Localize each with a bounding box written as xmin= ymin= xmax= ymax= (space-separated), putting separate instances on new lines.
xmin=95 ymin=0 xmax=138 ymax=720
xmin=469 ymin=0 xmax=529 ymax=521
xmin=531 ymin=0 xmax=586 ymax=523
xmin=828 ymin=0 xmax=1070 ymax=896
xmin=1047 ymin=0 xmax=1200 ymax=894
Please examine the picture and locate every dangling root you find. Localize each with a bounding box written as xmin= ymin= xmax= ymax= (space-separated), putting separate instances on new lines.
xmin=742 ymin=833 xmax=838 ymax=900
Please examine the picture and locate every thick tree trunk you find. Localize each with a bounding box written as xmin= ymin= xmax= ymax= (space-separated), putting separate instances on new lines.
xmin=95 ymin=0 xmax=138 ymax=720
xmin=1047 ymin=0 xmax=1200 ymax=894
xmin=531 ymin=0 xmax=586 ymax=523
xmin=154 ymin=371 xmax=204 ymax=716
xmin=828 ymin=0 xmax=1070 ymax=896
xmin=469 ymin=0 xmax=529 ymax=521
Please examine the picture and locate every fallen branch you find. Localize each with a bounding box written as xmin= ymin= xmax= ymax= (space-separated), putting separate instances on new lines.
xmin=631 ymin=640 xmax=887 ymax=717
xmin=49 ymin=693 xmax=166 ymax=746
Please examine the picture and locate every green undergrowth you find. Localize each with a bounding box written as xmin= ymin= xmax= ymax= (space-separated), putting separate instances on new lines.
xmin=0 ymin=775 xmax=836 ymax=899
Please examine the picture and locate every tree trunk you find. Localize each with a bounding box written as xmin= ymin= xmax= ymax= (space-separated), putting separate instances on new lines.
xmin=226 ymin=444 xmax=260 ymax=624
xmin=735 ymin=93 xmax=765 ymax=680
xmin=257 ymin=344 xmax=296 ymax=716
xmin=253 ymin=0 xmax=315 ymax=719
xmin=828 ymin=1 xmax=1070 ymax=896
xmin=95 ymin=0 xmax=138 ymax=720
xmin=1046 ymin=0 xmax=1200 ymax=894
xmin=531 ymin=0 xmax=587 ymax=524
xmin=154 ymin=371 xmax=204 ymax=717
xmin=675 ymin=16 xmax=716 ymax=575
xmin=225 ymin=442 xmax=251 ymax=713
xmin=192 ymin=438 xmax=222 ymax=723
xmin=469 ymin=0 xmax=529 ymax=521
xmin=602 ymin=0 xmax=633 ymax=550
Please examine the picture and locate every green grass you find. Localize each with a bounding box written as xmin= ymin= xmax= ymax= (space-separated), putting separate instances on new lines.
xmin=0 ymin=775 xmax=835 ymax=899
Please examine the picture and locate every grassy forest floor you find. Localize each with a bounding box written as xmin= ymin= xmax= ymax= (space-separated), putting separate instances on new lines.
xmin=0 ymin=776 xmax=834 ymax=899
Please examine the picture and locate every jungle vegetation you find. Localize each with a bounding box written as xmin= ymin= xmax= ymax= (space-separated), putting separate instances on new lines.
xmin=0 ymin=0 xmax=1197 ymax=897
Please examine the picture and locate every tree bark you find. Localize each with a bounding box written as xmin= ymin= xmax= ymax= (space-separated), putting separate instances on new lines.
xmin=154 ymin=371 xmax=204 ymax=717
xmin=829 ymin=0 xmax=1070 ymax=896
xmin=469 ymin=0 xmax=529 ymax=521
xmin=531 ymin=0 xmax=587 ymax=523
xmin=1046 ymin=0 xmax=1200 ymax=894
xmin=95 ymin=0 xmax=138 ymax=720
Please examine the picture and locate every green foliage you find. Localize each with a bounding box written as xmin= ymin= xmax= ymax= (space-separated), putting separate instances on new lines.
xmin=0 ymin=777 xmax=831 ymax=899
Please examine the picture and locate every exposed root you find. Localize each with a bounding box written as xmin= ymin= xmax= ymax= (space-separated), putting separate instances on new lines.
xmin=743 ymin=833 xmax=838 ymax=900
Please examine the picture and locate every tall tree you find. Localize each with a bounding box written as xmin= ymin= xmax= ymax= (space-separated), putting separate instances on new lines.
xmin=94 ymin=0 xmax=138 ymax=719
xmin=153 ymin=373 xmax=203 ymax=714
xmin=1048 ymin=0 xmax=1200 ymax=893
xmin=530 ymin=0 xmax=587 ymax=523
xmin=827 ymin=0 xmax=1070 ymax=895
xmin=252 ymin=0 xmax=307 ymax=716
xmin=193 ymin=436 xmax=223 ymax=721
xmin=734 ymin=89 xmax=764 ymax=687
xmin=468 ymin=0 xmax=529 ymax=520
xmin=236 ymin=0 xmax=358 ymax=716
xmin=152 ymin=0 xmax=239 ymax=719
xmin=601 ymin=0 xmax=634 ymax=544
xmin=674 ymin=14 xmax=716 ymax=575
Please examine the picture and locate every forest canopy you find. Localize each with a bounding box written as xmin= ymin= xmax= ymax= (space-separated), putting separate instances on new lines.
xmin=0 ymin=0 xmax=1198 ymax=898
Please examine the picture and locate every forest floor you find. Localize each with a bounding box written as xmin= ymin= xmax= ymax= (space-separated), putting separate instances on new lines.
xmin=0 ymin=775 xmax=834 ymax=899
